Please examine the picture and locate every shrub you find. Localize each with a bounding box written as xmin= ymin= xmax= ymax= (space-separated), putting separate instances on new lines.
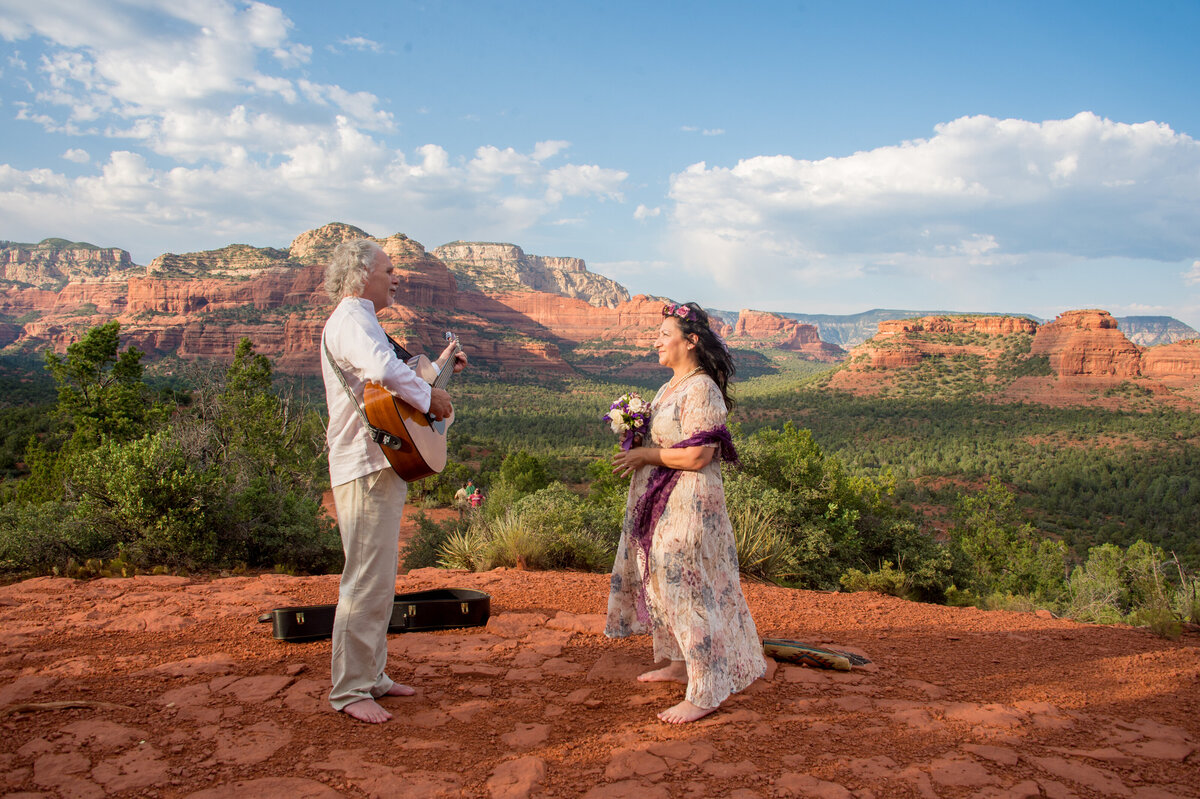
xmin=482 ymin=510 xmax=541 ymax=570
xmin=435 ymin=483 xmax=615 ymax=573
xmin=437 ymin=527 xmax=490 ymax=570
xmin=1066 ymin=543 xmax=1128 ymax=624
xmin=1174 ymin=576 xmax=1200 ymax=625
xmin=69 ymin=431 xmax=223 ymax=567
xmin=507 ymin=483 xmax=613 ymax=571
xmin=731 ymin=505 xmax=796 ymax=583
xmin=840 ymin=561 xmax=916 ymax=600
xmin=402 ymin=512 xmax=465 ymax=571
xmin=1065 ymin=540 xmax=1184 ymax=636
xmin=0 ymin=500 xmax=112 ymax=573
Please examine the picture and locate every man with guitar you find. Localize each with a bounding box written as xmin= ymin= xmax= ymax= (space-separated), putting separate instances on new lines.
xmin=320 ymin=238 xmax=466 ymax=724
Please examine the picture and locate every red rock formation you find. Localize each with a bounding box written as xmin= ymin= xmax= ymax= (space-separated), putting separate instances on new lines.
xmin=457 ymin=292 xmax=664 ymax=348
xmin=869 ymin=343 xmax=925 ymax=369
xmin=734 ymin=310 xmax=846 ymax=361
xmin=0 ymin=226 xmax=909 ymax=377
xmin=1141 ymin=339 xmax=1200 ymax=378
xmin=878 ymin=315 xmax=1038 ymax=336
xmin=1030 ymin=310 xmax=1141 ymax=377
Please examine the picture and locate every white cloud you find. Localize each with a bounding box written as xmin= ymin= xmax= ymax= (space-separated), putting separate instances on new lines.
xmin=532 ymin=140 xmax=569 ymax=161
xmin=702 ymin=128 xmax=724 ymax=136
xmin=1185 ymin=260 xmax=1200 ymax=286
xmin=338 ymin=36 xmax=383 ymax=53
xmin=668 ymin=113 xmax=1200 ymax=291
xmin=545 ymin=164 xmax=627 ymax=203
xmin=0 ymin=0 xmax=630 ymax=256
xmin=634 ymin=204 xmax=660 ymax=220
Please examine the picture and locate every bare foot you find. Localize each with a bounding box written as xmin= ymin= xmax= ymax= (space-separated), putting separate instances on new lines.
xmin=658 ymin=699 xmax=717 ymax=724
xmin=342 ymin=697 xmax=392 ymax=724
xmin=384 ymin=683 xmax=415 ymax=697
xmin=637 ymin=661 xmax=687 ymax=684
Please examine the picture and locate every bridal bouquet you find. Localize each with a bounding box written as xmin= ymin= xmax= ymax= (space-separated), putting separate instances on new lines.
xmin=602 ymin=392 xmax=650 ymax=451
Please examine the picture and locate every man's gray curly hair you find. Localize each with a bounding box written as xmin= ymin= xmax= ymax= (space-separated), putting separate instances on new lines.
xmin=324 ymin=239 xmax=382 ymax=302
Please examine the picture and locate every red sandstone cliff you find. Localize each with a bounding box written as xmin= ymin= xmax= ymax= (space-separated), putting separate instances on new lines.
xmin=877 ymin=316 xmax=1038 ymax=337
xmin=1029 ymin=310 xmax=1142 ymax=378
xmin=734 ymin=311 xmax=846 ymax=362
xmin=1141 ymin=339 xmax=1200 ymax=378
xmin=0 ymin=225 xmax=846 ymax=378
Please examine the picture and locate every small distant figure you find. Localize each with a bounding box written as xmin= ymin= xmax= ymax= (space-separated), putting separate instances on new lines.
xmin=453 ymin=484 xmax=469 ymax=508
xmin=468 ymin=487 xmax=484 ymax=509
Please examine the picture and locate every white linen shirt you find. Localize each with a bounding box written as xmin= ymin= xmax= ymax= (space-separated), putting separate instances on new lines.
xmin=322 ymin=297 xmax=434 ymax=487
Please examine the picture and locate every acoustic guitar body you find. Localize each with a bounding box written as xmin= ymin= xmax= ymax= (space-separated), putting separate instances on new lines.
xmin=363 ymin=356 xmax=454 ymax=482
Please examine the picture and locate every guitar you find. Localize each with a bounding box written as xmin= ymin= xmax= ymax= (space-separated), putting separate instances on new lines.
xmin=363 ymin=331 xmax=462 ymax=482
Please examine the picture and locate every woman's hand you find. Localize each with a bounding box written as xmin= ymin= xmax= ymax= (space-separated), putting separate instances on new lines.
xmin=612 ymin=446 xmax=652 ymax=478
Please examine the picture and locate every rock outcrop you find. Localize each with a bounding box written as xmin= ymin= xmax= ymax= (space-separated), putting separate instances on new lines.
xmin=1141 ymin=339 xmax=1200 ymax=378
xmin=877 ymin=316 xmax=1038 ymax=337
xmin=1030 ymin=310 xmax=1141 ymax=378
xmin=0 ymin=238 xmax=139 ymax=289
xmin=838 ymin=315 xmax=1038 ymax=372
xmin=733 ymin=310 xmax=845 ymax=361
xmin=432 ymin=242 xmax=630 ymax=308
xmin=828 ymin=309 xmax=1200 ymax=409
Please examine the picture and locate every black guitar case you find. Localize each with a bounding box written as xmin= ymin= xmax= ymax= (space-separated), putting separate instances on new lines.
xmin=258 ymin=588 xmax=491 ymax=642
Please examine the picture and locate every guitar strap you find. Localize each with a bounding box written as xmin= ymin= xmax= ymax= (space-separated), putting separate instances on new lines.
xmin=321 ymin=335 xmax=409 ymax=452
xmin=386 ymin=334 xmax=413 ymax=362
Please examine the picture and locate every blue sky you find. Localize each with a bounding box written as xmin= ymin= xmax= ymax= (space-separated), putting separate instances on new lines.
xmin=1 ymin=1 xmax=1199 ymax=328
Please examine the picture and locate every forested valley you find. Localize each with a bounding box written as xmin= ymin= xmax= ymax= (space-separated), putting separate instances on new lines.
xmin=1 ymin=327 xmax=1197 ymax=637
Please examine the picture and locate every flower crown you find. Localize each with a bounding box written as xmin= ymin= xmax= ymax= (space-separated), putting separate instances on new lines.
xmin=662 ymin=303 xmax=691 ymax=320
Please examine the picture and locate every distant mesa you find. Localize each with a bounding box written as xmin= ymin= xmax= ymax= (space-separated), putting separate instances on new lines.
xmin=780 ymin=308 xmax=1196 ymax=349
xmin=0 ymin=237 xmax=138 ymax=289
xmin=431 ymin=241 xmax=630 ymax=309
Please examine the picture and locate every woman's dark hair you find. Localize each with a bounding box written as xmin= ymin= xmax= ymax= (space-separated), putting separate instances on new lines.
xmin=662 ymin=302 xmax=736 ymax=411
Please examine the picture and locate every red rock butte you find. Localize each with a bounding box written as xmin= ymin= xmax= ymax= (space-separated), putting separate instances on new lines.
xmin=830 ymin=310 xmax=1200 ymax=409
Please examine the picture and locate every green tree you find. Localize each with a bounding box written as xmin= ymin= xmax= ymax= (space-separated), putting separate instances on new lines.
xmin=44 ymin=321 xmax=159 ymax=446
xmin=486 ymin=450 xmax=553 ymax=515
xmin=16 ymin=322 xmax=162 ymax=502
xmin=947 ymin=479 xmax=1067 ymax=603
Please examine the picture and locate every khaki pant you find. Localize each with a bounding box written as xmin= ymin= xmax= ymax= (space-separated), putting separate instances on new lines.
xmin=329 ymin=467 xmax=407 ymax=711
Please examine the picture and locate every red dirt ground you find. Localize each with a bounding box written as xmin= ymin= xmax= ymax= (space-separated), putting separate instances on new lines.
xmin=1 ymin=559 xmax=1198 ymax=798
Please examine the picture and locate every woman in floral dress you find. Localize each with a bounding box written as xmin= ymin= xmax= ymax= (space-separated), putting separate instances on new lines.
xmin=606 ymin=302 xmax=766 ymax=723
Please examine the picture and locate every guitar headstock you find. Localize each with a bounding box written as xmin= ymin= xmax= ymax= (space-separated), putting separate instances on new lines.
xmin=444 ymin=330 xmax=461 ymax=354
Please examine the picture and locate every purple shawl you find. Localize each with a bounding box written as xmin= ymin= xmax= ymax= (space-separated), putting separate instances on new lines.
xmin=629 ymin=425 xmax=738 ymax=623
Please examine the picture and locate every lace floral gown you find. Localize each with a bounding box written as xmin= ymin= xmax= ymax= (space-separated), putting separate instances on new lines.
xmin=605 ymin=375 xmax=766 ymax=708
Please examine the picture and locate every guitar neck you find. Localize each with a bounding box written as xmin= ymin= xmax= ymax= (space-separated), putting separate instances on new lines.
xmin=431 ymin=336 xmax=461 ymax=392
